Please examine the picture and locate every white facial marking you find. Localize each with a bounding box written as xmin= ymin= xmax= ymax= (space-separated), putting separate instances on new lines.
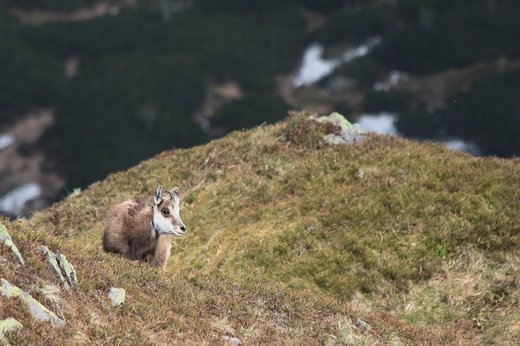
xmin=152 ymin=188 xmax=185 ymax=236
xmin=172 ymin=198 xmax=186 ymax=232
xmin=153 ymin=208 xmax=181 ymax=235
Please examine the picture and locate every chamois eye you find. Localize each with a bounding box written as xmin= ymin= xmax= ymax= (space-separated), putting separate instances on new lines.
xmin=161 ymin=209 xmax=170 ymax=216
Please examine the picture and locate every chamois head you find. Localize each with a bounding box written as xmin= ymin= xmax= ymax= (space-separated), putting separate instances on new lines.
xmin=152 ymin=186 xmax=186 ymax=236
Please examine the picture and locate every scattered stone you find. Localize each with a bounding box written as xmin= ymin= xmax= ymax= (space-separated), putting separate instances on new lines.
xmin=355 ymin=318 xmax=371 ymax=331
xmin=39 ymin=246 xmax=78 ymax=290
xmin=0 ymin=318 xmax=23 ymax=332
xmin=56 ymin=254 xmax=79 ymax=288
xmin=0 ymin=223 xmax=24 ymax=265
xmin=0 ymin=318 xmax=23 ymax=341
xmin=0 ymin=317 xmax=23 ymax=345
xmin=222 ymin=336 xmax=242 ymax=345
xmin=66 ymin=188 xmax=81 ymax=199
xmin=0 ymin=278 xmax=65 ymax=326
xmin=39 ymin=246 xmax=67 ymax=288
xmin=108 ymin=287 xmax=126 ymax=307
xmin=313 ymin=112 xmax=366 ymax=145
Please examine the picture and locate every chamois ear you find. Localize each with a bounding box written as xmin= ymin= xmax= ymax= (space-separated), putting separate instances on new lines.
xmin=170 ymin=187 xmax=179 ymax=196
xmin=154 ymin=186 xmax=163 ymax=205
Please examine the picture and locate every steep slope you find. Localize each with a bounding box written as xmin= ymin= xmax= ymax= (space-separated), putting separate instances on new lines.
xmin=2 ymin=217 xmax=433 ymax=345
xmin=18 ymin=113 xmax=520 ymax=344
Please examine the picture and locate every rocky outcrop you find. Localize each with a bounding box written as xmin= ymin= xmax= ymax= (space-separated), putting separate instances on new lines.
xmin=0 ymin=223 xmax=24 ymax=265
xmin=0 ymin=222 xmax=71 ymax=338
xmin=39 ymin=246 xmax=79 ymax=290
xmin=314 ymin=112 xmax=366 ymax=145
xmin=0 ymin=278 xmax=65 ymax=326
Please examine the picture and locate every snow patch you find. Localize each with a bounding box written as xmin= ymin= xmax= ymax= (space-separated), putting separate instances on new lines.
xmin=0 ymin=134 xmax=14 ymax=151
xmin=342 ymin=36 xmax=381 ymax=64
xmin=294 ymin=44 xmax=339 ymax=87
xmin=294 ymin=37 xmax=381 ymax=87
xmin=0 ymin=183 xmax=41 ymax=216
xmin=355 ymin=113 xmax=398 ymax=135
xmin=374 ymin=70 xmax=410 ymax=92
xmin=440 ymin=139 xmax=481 ymax=156
xmin=353 ymin=112 xmax=481 ymax=155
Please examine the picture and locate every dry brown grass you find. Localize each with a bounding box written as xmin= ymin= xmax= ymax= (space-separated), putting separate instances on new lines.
xmin=10 ymin=112 xmax=520 ymax=343
xmin=0 ymin=218 xmax=437 ymax=345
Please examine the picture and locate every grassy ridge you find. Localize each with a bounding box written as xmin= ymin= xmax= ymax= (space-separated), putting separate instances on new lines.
xmin=21 ymin=113 xmax=520 ymax=343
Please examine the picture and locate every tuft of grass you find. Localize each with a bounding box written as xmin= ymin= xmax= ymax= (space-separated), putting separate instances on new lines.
xmin=332 ymin=315 xmax=374 ymax=345
xmin=279 ymin=110 xmax=334 ymax=148
xmin=21 ymin=111 xmax=520 ymax=343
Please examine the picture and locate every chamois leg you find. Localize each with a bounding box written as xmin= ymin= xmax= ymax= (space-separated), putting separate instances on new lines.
xmin=148 ymin=236 xmax=172 ymax=271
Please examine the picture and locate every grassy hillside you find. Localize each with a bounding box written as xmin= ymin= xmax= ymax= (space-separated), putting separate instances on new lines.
xmin=5 ymin=113 xmax=520 ymax=343
xmin=2 ymin=219 xmax=435 ymax=345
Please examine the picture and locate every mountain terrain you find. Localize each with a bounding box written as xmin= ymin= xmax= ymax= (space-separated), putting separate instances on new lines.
xmin=2 ymin=114 xmax=520 ymax=344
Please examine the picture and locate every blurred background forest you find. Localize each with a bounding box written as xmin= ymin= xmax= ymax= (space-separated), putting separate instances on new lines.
xmin=1 ymin=0 xmax=520 ymax=216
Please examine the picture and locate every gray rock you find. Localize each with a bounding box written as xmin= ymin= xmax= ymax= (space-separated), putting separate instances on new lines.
xmin=0 ymin=278 xmax=65 ymax=326
xmin=340 ymin=128 xmax=364 ymax=143
xmin=56 ymin=254 xmax=79 ymax=289
xmin=39 ymin=246 xmax=78 ymax=290
xmin=316 ymin=112 xmax=351 ymax=129
xmin=108 ymin=287 xmax=126 ymax=307
xmin=222 ymin=336 xmax=242 ymax=345
xmin=355 ymin=318 xmax=371 ymax=331
xmin=0 ymin=223 xmax=24 ymax=265
xmin=0 ymin=318 xmax=23 ymax=340
xmin=323 ymin=134 xmax=347 ymax=145
xmin=314 ymin=112 xmax=366 ymax=144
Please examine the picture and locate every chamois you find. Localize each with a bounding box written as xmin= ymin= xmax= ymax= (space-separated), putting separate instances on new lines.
xmin=103 ymin=186 xmax=186 ymax=271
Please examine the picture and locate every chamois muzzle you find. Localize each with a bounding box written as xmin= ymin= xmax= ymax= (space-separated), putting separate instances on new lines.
xmin=174 ymin=223 xmax=186 ymax=236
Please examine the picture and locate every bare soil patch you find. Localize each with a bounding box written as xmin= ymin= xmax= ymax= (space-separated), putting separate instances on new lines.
xmin=12 ymin=0 xmax=137 ymax=25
